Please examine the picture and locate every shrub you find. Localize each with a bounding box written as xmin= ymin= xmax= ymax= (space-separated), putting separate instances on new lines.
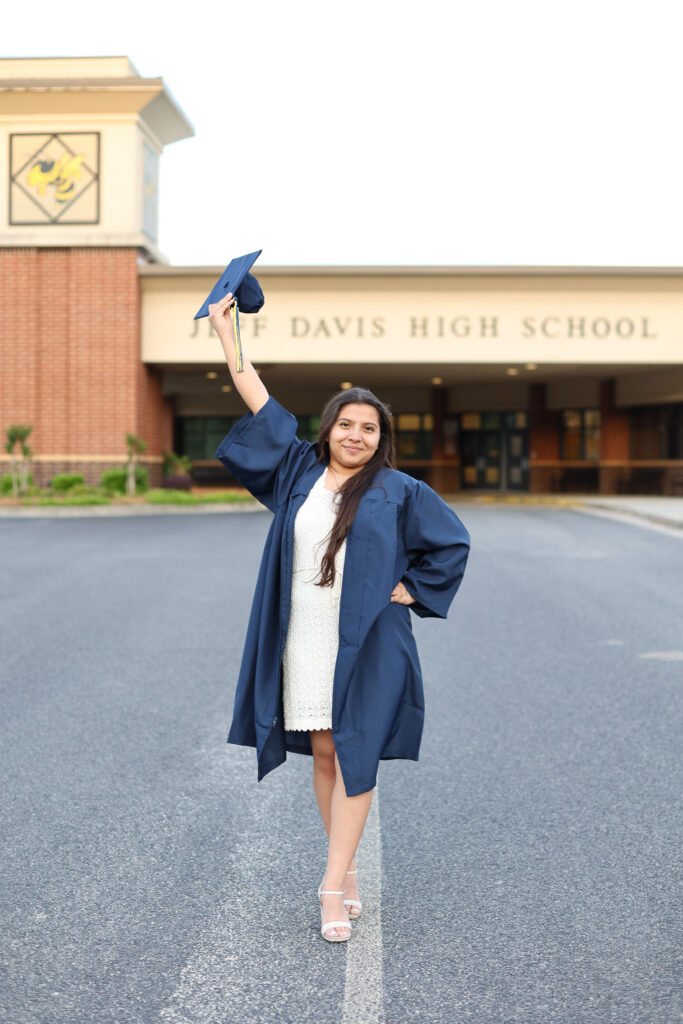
xmin=1 ymin=472 xmax=34 ymax=495
xmin=100 ymin=467 xmax=149 ymax=494
xmin=51 ymin=473 xmax=85 ymax=492
xmin=160 ymin=474 xmax=192 ymax=491
xmin=162 ymin=451 xmax=193 ymax=478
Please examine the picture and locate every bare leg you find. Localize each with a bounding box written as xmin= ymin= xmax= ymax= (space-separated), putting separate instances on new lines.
xmin=320 ymin=751 xmax=373 ymax=937
xmin=310 ymin=728 xmax=361 ymax=871
xmin=310 ymin=729 xmax=336 ymax=835
xmin=326 ymin=751 xmax=373 ymax=882
xmin=311 ymin=729 xmax=370 ymax=937
xmin=309 ymin=729 xmax=360 ymax=864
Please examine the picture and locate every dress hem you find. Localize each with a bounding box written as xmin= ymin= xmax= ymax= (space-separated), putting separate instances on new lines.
xmin=285 ymin=719 xmax=333 ymax=732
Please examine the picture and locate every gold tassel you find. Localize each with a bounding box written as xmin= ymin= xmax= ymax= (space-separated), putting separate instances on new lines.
xmin=230 ymin=301 xmax=244 ymax=373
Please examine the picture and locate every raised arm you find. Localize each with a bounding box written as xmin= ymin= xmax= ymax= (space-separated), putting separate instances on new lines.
xmin=208 ymin=292 xmax=269 ymax=415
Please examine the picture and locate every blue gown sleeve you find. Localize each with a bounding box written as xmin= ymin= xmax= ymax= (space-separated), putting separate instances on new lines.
xmin=400 ymin=479 xmax=471 ymax=619
xmin=214 ymin=395 xmax=317 ymax=512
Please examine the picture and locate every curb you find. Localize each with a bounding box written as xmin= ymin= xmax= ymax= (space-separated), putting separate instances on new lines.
xmin=444 ymin=494 xmax=582 ymax=508
xmin=1 ymin=493 xmax=581 ymax=517
xmin=2 ymin=495 xmax=682 ymax=532
xmin=0 ymin=501 xmax=265 ymax=519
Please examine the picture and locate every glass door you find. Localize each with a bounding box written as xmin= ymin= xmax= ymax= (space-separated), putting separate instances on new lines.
xmin=460 ymin=414 xmax=502 ymax=489
xmin=460 ymin=411 xmax=529 ymax=491
xmin=480 ymin=429 xmax=502 ymax=488
xmin=504 ymin=414 xmax=529 ymax=491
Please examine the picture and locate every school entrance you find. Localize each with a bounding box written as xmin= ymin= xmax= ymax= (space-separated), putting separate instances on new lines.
xmin=459 ymin=411 xmax=530 ymax=491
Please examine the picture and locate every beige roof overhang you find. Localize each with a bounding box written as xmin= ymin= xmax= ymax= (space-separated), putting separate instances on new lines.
xmin=0 ymin=73 xmax=194 ymax=145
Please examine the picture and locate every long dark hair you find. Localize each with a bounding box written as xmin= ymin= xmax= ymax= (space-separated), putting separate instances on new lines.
xmin=315 ymin=387 xmax=396 ymax=587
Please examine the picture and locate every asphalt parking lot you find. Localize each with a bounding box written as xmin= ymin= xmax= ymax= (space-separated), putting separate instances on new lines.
xmin=1 ymin=505 xmax=680 ymax=1024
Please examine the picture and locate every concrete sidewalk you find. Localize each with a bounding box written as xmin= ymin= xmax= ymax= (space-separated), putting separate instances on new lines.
xmin=451 ymin=493 xmax=683 ymax=531
xmin=576 ymin=495 xmax=683 ymax=530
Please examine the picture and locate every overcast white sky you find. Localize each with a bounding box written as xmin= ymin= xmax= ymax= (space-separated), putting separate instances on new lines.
xmin=6 ymin=0 xmax=683 ymax=267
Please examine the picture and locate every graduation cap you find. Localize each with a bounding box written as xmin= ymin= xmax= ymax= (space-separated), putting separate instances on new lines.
xmin=194 ymin=249 xmax=264 ymax=372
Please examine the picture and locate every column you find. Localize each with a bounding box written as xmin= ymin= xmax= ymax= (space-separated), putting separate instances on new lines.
xmin=429 ymin=385 xmax=459 ymax=493
xmin=598 ymin=378 xmax=629 ymax=494
xmin=528 ymin=383 xmax=560 ymax=492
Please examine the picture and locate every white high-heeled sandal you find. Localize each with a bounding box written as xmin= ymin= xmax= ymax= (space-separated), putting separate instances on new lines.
xmin=343 ymin=868 xmax=362 ymax=920
xmin=317 ymin=885 xmax=351 ymax=942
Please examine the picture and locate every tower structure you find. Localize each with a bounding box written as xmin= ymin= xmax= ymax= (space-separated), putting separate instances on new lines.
xmin=0 ymin=56 xmax=193 ymax=485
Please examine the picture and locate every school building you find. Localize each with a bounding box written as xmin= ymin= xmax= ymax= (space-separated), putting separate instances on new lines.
xmin=2 ymin=57 xmax=683 ymax=495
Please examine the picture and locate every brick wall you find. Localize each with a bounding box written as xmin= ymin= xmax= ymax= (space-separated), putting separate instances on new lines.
xmin=0 ymin=247 xmax=171 ymax=486
xmin=528 ymin=382 xmax=561 ymax=491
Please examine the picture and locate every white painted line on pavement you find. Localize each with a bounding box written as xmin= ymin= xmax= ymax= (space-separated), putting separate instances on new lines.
xmin=342 ymin=784 xmax=384 ymax=1024
xmin=639 ymin=650 xmax=683 ymax=661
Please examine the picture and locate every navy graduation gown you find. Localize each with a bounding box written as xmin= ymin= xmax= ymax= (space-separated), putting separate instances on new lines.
xmin=215 ymin=396 xmax=470 ymax=797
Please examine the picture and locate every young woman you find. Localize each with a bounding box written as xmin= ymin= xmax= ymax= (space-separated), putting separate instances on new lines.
xmin=209 ymin=291 xmax=470 ymax=943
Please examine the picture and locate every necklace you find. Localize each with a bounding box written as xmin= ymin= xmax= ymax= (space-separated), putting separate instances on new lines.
xmin=326 ymin=464 xmax=343 ymax=493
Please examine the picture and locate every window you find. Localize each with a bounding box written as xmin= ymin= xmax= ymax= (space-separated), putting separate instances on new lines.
xmin=630 ymin=403 xmax=683 ymax=459
xmin=460 ymin=413 xmax=481 ymax=431
xmin=176 ymin=416 xmax=242 ymax=459
xmin=560 ymin=409 xmax=601 ymax=460
xmin=176 ymin=412 xmax=325 ymax=458
xmin=461 ymin=411 xmax=527 ymax=432
xmin=506 ymin=411 xmax=528 ymax=429
xmin=395 ymin=413 xmax=433 ymax=460
xmin=296 ymin=414 xmax=322 ymax=443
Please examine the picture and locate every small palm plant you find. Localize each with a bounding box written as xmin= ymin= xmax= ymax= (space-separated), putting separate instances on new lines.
xmin=4 ymin=425 xmax=33 ymax=496
xmin=125 ymin=433 xmax=147 ymax=496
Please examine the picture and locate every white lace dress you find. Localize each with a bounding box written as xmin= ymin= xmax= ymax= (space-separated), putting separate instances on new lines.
xmin=282 ymin=466 xmax=347 ymax=731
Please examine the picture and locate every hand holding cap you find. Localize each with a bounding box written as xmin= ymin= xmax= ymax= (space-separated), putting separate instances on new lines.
xmin=196 ymin=250 xmax=264 ymax=373
xmin=194 ymin=250 xmax=264 ymax=320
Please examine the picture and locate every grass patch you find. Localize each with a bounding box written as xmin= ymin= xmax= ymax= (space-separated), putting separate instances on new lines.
xmin=22 ymin=495 xmax=111 ymax=507
xmin=144 ymin=489 xmax=200 ymax=504
xmin=7 ymin=487 xmax=256 ymax=509
xmin=197 ymin=491 xmax=256 ymax=504
xmin=144 ymin=489 xmax=256 ymax=505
